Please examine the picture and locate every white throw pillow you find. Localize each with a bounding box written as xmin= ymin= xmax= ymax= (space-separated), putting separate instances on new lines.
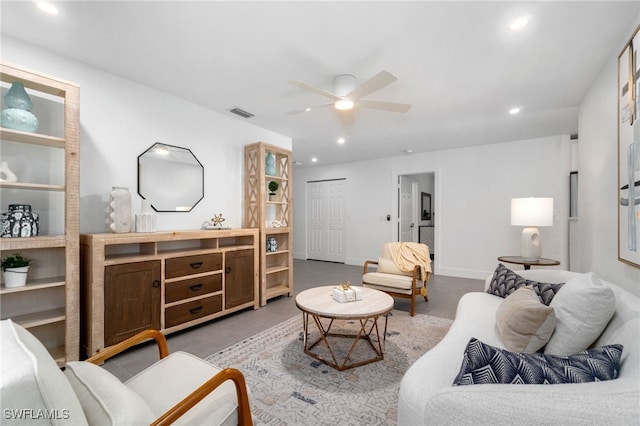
xmin=544 ymin=272 xmax=616 ymax=356
xmin=64 ymin=361 xmax=155 ymax=425
xmin=495 ymin=286 xmax=556 ymax=353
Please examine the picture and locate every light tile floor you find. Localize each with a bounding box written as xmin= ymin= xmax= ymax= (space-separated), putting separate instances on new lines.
xmin=101 ymin=259 xmax=484 ymax=381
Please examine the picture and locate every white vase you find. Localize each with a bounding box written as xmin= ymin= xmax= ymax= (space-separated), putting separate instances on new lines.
xmin=0 ymin=161 xmax=17 ymax=183
xmin=3 ymin=266 xmax=29 ymax=288
xmin=135 ymin=199 xmax=157 ymax=232
xmin=109 ymin=187 xmax=132 ymax=233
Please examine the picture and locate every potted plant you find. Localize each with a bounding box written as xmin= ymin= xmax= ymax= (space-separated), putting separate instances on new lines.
xmin=1 ymin=252 xmax=31 ymax=288
xmin=268 ymin=181 xmax=279 ymax=201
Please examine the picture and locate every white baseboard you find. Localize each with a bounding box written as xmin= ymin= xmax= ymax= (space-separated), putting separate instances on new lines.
xmin=298 ymin=254 xmax=491 ymax=281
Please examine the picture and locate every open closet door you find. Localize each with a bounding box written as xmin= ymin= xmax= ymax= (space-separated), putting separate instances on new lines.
xmin=398 ymin=175 xmax=417 ymax=242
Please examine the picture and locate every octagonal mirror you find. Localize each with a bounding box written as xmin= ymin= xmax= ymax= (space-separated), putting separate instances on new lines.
xmin=138 ymin=142 xmax=204 ymax=212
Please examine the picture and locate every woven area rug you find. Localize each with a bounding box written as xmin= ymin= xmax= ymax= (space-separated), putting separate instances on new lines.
xmin=205 ymin=310 xmax=452 ymax=425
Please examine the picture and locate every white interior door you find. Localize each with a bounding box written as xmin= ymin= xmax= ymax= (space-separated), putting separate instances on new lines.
xmin=307 ymin=179 xmax=346 ymax=262
xmin=398 ymin=176 xmax=415 ymax=242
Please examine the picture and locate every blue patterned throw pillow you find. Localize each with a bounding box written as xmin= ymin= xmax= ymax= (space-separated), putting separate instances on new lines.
xmin=487 ymin=263 xmax=564 ymax=305
xmin=453 ymin=338 xmax=623 ymax=385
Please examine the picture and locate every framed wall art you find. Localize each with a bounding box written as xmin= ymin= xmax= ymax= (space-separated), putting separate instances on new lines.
xmin=618 ymin=24 xmax=640 ymax=269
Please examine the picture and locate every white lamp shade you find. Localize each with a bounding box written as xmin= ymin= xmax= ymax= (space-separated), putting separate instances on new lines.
xmin=511 ymin=197 xmax=554 ymax=227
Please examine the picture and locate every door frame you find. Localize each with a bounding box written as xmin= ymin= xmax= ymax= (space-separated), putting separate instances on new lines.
xmin=392 ymin=170 xmax=438 ymax=260
xmin=398 ymin=175 xmax=419 ymax=242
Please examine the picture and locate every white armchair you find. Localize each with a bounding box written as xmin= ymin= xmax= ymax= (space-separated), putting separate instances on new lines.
xmin=362 ymin=242 xmax=431 ymax=316
xmin=0 ymin=319 xmax=252 ymax=425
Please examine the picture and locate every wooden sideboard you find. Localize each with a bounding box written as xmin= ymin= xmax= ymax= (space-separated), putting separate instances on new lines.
xmin=80 ymin=229 xmax=259 ymax=358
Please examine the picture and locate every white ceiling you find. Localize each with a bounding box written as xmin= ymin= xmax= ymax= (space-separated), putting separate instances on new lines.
xmin=1 ymin=1 xmax=639 ymax=167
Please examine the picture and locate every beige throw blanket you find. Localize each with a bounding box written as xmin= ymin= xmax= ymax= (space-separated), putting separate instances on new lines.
xmin=387 ymin=242 xmax=432 ymax=282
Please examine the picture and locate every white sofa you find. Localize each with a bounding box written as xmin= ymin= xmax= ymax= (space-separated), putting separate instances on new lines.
xmin=398 ymin=270 xmax=640 ymax=425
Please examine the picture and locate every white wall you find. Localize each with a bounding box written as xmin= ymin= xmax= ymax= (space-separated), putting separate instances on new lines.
xmin=294 ymin=135 xmax=571 ymax=280
xmin=576 ymin=14 xmax=640 ymax=295
xmin=1 ymin=37 xmax=292 ymax=233
xmin=6 ymin=23 xmax=637 ymax=294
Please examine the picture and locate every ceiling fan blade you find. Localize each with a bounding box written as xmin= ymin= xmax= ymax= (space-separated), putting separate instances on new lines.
xmin=287 ymin=103 xmax=333 ymax=115
xmin=337 ymin=110 xmax=354 ymax=126
xmin=358 ymin=99 xmax=411 ymax=113
xmin=347 ymin=71 xmax=397 ymax=100
xmin=289 ymin=80 xmax=340 ymax=101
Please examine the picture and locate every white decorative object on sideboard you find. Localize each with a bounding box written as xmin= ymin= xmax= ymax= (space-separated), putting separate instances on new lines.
xmin=109 ymin=186 xmax=132 ymax=233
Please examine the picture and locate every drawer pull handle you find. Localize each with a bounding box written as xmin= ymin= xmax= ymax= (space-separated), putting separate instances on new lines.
xmin=190 ymin=306 xmax=203 ymax=315
xmin=189 ymin=283 xmax=203 ymax=292
xmin=152 ymin=280 xmax=160 ymax=288
xmin=225 ymin=267 xmax=231 ymax=274
xmin=189 ymin=262 xmax=203 ymax=269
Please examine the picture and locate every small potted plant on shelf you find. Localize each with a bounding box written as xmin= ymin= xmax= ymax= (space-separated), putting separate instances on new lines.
xmin=1 ymin=252 xmax=31 ymax=288
xmin=268 ymin=181 xmax=279 ymax=201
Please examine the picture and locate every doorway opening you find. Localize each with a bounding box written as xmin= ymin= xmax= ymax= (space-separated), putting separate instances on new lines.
xmin=397 ymin=172 xmax=436 ymax=263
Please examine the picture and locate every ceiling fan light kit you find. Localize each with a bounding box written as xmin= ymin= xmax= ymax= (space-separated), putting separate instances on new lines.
xmin=334 ymin=99 xmax=354 ymax=111
xmin=288 ymin=70 xmax=412 ymax=124
xmin=333 ymin=74 xmax=356 ymax=96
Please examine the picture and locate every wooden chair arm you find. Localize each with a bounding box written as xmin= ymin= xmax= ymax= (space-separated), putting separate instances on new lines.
xmin=412 ymin=265 xmax=423 ymax=290
xmin=86 ymin=329 xmax=169 ymax=365
xmin=151 ymin=368 xmax=253 ymax=426
xmin=363 ymin=259 xmax=378 ymax=274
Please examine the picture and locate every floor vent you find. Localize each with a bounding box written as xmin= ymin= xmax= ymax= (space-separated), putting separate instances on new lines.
xmin=228 ymin=107 xmax=254 ymax=119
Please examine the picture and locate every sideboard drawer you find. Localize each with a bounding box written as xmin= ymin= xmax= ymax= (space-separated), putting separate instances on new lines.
xmin=165 ymin=274 xmax=222 ymax=303
xmin=165 ymin=253 xmax=222 ymax=279
xmin=165 ymin=294 xmax=222 ymax=328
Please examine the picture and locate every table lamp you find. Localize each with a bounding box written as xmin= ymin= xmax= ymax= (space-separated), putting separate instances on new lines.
xmin=511 ymin=197 xmax=554 ymax=261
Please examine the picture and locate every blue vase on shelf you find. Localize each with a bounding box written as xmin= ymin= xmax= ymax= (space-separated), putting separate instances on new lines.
xmin=265 ymin=152 xmax=276 ymax=176
xmin=1 ymin=82 xmax=38 ymax=132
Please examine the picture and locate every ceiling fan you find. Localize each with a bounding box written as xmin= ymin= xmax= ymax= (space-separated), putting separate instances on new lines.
xmin=288 ymin=71 xmax=411 ymax=125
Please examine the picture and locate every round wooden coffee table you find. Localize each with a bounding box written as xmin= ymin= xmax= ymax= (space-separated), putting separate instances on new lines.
xmin=295 ymin=286 xmax=394 ymax=371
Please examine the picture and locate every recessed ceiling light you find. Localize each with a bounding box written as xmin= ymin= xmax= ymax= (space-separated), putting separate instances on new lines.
xmin=509 ymin=107 xmax=522 ymax=115
xmin=311 ymin=157 xmax=318 ymax=163
xmin=36 ymin=2 xmax=59 ymax=15
xmin=337 ymin=137 xmax=345 ymax=144
xmin=304 ymin=107 xmax=311 ymax=113
xmin=509 ymin=16 xmax=530 ymax=31
xmin=404 ymin=149 xmax=413 ymax=154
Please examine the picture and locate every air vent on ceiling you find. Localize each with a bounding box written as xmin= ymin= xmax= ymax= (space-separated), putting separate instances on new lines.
xmin=228 ymin=107 xmax=254 ymax=119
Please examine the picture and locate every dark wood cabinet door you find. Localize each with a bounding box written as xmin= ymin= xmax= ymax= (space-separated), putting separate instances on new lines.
xmin=225 ymin=249 xmax=254 ymax=309
xmin=104 ymin=260 xmax=161 ymax=347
